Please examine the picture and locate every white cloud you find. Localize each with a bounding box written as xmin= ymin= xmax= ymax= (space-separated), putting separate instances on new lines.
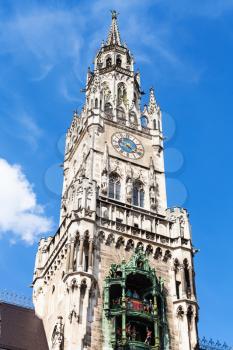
xmin=0 ymin=158 xmax=53 ymax=244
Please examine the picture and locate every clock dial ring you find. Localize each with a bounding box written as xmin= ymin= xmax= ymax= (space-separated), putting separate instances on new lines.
xmin=111 ymin=132 xmax=144 ymax=159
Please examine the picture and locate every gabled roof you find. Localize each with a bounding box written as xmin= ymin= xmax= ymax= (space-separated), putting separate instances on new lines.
xmin=0 ymin=302 xmax=48 ymax=350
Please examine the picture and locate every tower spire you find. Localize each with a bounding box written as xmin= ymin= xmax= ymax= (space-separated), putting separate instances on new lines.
xmin=106 ymin=10 xmax=121 ymax=46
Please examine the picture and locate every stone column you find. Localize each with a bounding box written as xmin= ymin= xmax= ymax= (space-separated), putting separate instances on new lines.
xmin=123 ymin=210 xmax=127 ymax=225
xmin=121 ymin=285 xmax=126 ymax=344
xmin=139 ymin=214 xmax=142 ymax=229
xmin=82 ymin=188 xmax=86 ymax=209
xmin=110 ymin=204 xmax=113 ymax=221
xmin=188 ymin=267 xmax=195 ymax=299
xmin=153 ymin=295 xmax=160 ymax=349
xmin=189 ymin=309 xmax=198 ymax=350
xmin=76 ymin=284 xmax=81 ymax=322
xmin=184 ymin=310 xmax=191 ymax=350
xmin=172 ymin=267 xmax=178 ymax=298
xmin=104 ymin=286 xmax=110 ymax=310
xmin=177 ymin=309 xmax=190 ymax=350
xmin=181 ymin=266 xmax=187 ymax=298
xmin=78 ymin=237 xmax=84 ymax=271
xmin=66 ymin=244 xmax=71 ymax=273
xmin=88 ymin=239 xmax=93 ymax=273
xmin=69 ymin=240 xmax=75 ymax=272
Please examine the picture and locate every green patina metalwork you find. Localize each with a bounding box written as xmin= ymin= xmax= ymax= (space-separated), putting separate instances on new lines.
xmin=103 ymin=248 xmax=170 ymax=350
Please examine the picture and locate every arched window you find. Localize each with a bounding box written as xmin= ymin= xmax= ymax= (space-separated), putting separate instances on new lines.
xmin=79 ymin=280 xmax=87 ymax=323
xmin=106 ymin=56 xmax=112 ymax=67
xmin=174 ymin=259 xmax=181 ymax=299
xmin=153 ymin=119 xmax=157 ymax=130
xmin=108 ymin=173 xmax=121 ymax=200
xmin=95 ymin=98 xmax=98 ymax=108
xmin=116 ymin=107 xmax=126 ymax=124
xmin=184 ymin=259 xmax=191 ymax=298
xmin=187 ymin=305 xmax=193 ymax=327
xmin=132 ymin=181 xmax=144 ymax=207
xmin=129 ymin=111 xmax=137 ymax=125
xmin=154 ymin=247 xmax=162 ymax=260
xmin=117 ymin=83 xmax=127 ymax=106
xmin=158 ymin=120 xmax=161 ymax=131
xmin=104 ymin=102 xmax=113 ymax=116
xmin=116 ymin=55 xmax=122 ymax=67
xmin=140 ymin=115 xmax=148 ymax=128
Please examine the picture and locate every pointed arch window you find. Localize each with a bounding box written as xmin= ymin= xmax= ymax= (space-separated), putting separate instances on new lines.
xmin=129 ymin=111 xmax=138 ymax=126
xmin=183 ymin=259 xmax=191 ymax=298
xmin=140 ymin=115 xmax=148 ymax=128
xmin=106 ymin=56 xmax=112 ymax=67
xmin=116 ymin=107 xmax=126 ymax=124
xmin=95 ymin=98 xmax=98 ymax=108
xmin=132 ymin=181 xmax=144 ymax=207
xmin=153 ymin=119 xmax=157 ymax=130
xmin=116 ymin=55 xmax=122 ymax=67
xmin=158 ymin=120 xmax=161 ymax=131
xmin=104 ymin=102 xmax=113 ymax=117
xmin=109 ymin=173 xmax=121 ymax=200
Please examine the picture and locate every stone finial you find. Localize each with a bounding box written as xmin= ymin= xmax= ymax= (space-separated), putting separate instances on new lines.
xmin=106 ymin=10 xmax=121 ymax=46
xmin=111 ymin=10 xmax=118 ymax=19
xmin=148 ymin=87 xmax=157 ymax=115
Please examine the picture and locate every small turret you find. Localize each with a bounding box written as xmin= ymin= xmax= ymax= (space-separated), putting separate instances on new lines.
xmin=147 ymin=87 xmax=162 ymax=131
xmin=148 ymin=87 xmax=157 ymax=115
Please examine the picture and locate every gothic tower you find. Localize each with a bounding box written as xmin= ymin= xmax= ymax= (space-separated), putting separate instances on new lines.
xmin=33 ymin=11 xmax=199 ymax=350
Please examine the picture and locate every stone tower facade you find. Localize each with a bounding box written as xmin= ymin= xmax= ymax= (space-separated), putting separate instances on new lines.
xmin=33 ymin=11 xmax=199 ymax=350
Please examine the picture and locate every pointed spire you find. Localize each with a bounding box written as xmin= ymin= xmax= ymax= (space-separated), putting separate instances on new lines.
xmin=148 ymin=87 xmax=157 ymax=114
xmin=149 ymin=156 xmax=155 ymax=171
xmin=106 ymin=10 xmax=121 ymax=46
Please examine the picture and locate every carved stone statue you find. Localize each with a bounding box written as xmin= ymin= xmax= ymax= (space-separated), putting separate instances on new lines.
xmin=179 ymin=216 xmax=185 ymax=237
xmin=51 ymin=316 xmax=64 ymax=349
xmin=79 ymin=155 xmax=87 ymax=178
xmin=102 ymin=82 xmax=111 ymax=101
xmin=126 ymin=177 xmax=132 ymax=203
xmin=149 ymin=186 xmax=157 ymax=210
xmin=101 ymin=171 xmax=108 ymax=195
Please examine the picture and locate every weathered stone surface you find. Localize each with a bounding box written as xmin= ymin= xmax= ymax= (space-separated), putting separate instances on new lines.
xmin=32 ymin=12 xmax=199 ymax=350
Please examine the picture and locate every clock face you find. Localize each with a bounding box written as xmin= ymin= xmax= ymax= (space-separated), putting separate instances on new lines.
xmin=111 ymin=132 xmax=144 ymax=159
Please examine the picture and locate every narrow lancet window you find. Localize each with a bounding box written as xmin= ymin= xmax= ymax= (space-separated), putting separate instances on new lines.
xmin=108 ymin=173 xmax=121 ymax=200
xmin=132 ymin=181 xmax=144 ymax=207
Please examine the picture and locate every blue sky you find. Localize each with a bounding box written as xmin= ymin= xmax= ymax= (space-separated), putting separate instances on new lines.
xmin=0 ymin=0 xmax=232 ymax=345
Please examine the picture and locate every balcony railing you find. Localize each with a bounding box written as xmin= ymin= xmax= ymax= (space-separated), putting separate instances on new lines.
xmin=0 ymin=290 xmax=34 ymax=309
xmin=115 ymin=340 xmax=152 ymax=350
xmin=110 ymin=297 xmax=154 ymax=319
xmin=199 ymin=337 xmax=232 ymax=350
xmin=127 ymin=341 xmax=151 ymax=349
